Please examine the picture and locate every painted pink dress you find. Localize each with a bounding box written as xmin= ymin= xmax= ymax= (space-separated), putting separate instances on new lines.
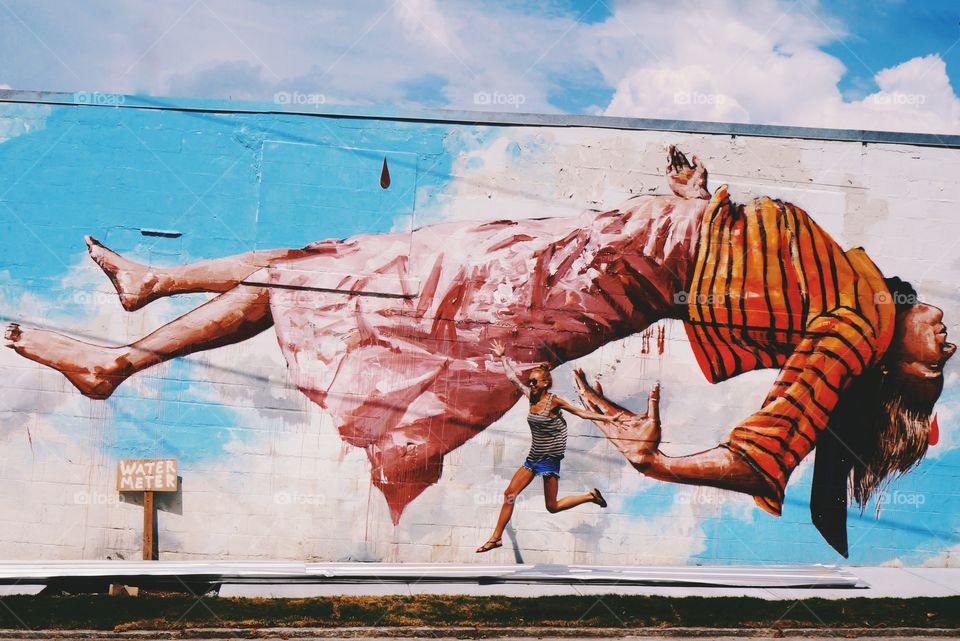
xmin=261 ymin=194 xmax=707 ymax=520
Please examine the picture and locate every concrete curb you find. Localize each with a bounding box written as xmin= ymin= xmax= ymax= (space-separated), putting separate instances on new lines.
xmin=0 ymin=627 xmax=959 ymax=639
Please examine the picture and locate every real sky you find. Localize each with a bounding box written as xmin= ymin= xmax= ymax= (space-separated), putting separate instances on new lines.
xmin=1 ymin=0 xmax=958 ymax=133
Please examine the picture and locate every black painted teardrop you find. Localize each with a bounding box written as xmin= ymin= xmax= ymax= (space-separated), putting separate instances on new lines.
xmin=380 ymin=157 xmax=391 ymax=189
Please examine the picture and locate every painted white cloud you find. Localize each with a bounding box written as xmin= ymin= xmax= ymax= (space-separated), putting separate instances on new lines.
xmin=0 ymin=103 xmax=50 ymax=144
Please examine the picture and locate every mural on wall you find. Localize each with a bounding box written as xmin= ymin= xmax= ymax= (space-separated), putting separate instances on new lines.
xmin=6 ymin=144 xmax=953 ymax=557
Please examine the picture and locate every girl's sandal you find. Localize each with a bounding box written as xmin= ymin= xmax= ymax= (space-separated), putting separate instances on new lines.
xmin=476 ymin=538 xmax=503 ymax=553
xmin=591 ymin=488 xmax=608 ymax=508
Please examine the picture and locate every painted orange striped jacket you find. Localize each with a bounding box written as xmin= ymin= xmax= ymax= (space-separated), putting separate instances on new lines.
xmin=683 ymin=187 xmax=896 ymax=516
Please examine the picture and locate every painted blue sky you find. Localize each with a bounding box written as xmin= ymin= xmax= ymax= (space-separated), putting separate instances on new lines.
xmin=0 ymin=100 xmax=456 ymax=465
xmin=1 ymin=0 xmax=959 ymax=133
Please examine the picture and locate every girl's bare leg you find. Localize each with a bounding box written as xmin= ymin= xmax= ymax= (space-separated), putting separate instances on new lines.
xmin=5 ymin=283 xmax=271 ymax=399
xmin=478 ymin=466 xmax=535 ymax=551
xmin=542 ymin=476 xmax=602 ymax=513
xmin=84 ymin=235 xmax=309 ymax=311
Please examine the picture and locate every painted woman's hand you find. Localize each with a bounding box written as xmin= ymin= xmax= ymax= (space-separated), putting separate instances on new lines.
xmin=490 ymin=339 xmax=506 ymax=358
xmin=666 ymin=145 xmax=710 ymax=200
xmin=573 ymin=368 xmax=662 ymax=470
xmin=611 ymin=384 xmax=661 ymax=469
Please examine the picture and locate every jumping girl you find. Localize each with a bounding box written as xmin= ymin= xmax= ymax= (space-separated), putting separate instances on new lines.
xmin=476 ymin=340 xmax=623 ymax=553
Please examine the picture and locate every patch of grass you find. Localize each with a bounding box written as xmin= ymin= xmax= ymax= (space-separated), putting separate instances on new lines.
xmin=0 ymin=594 xmax=954 ymax=631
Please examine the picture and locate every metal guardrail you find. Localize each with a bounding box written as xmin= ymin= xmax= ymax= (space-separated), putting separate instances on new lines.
xmin=0 ymin=561 xmax=861 ymax=588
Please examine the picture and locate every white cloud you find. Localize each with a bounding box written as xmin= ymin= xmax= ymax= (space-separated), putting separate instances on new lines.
xmin=2 ymin=0 xmax=958 ymax=133
xmin=0 ymin=0 xmax=576 ymax=112
xmin=850 ymin=55 xmax=960 ymax=133
xmin=605 ymin=64 xmax=752 ymax=123
xmin=393 ymin=0 xmax=463 ymax=56
xmin=597 ymin=2 xmax=959 ymax=134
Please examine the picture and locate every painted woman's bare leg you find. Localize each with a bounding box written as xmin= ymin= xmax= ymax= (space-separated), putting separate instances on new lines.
xmin=5 ymin=283 xmax=272 ymax=399
xmin=85 ymin=235 xmax=308 ymax=310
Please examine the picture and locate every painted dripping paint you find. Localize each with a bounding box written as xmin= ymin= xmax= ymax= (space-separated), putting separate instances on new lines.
xmin=380 ymin=157 xmax=391 ymax=189
xmin=641 ymin=327 xmax=653 ymax=354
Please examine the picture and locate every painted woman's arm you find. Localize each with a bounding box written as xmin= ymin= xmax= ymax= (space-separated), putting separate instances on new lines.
xmin=571 ymin=369 xmax=772 ymax=498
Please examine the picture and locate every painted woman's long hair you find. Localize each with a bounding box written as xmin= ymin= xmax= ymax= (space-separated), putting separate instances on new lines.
xmin=844 ymin=278 xmax=938 ymax=511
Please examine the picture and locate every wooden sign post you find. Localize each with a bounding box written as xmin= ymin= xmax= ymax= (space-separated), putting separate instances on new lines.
xmin=117 ymin=459 xmax=178 ymax=560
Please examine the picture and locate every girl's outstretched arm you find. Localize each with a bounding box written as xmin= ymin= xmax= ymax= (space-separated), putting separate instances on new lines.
xmin=490 ymin=340 xmax=530 ymax=398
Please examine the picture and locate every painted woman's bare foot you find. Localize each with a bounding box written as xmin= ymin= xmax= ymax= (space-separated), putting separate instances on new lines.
xmin=85 ymin=236 xmax=162 ymax=311
xmin=5 ymin=323 xmax=129 ymax=399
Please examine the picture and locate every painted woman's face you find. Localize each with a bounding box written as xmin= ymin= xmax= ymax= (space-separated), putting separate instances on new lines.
xmin=892 ymin=304 xmax=956 ymax=405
